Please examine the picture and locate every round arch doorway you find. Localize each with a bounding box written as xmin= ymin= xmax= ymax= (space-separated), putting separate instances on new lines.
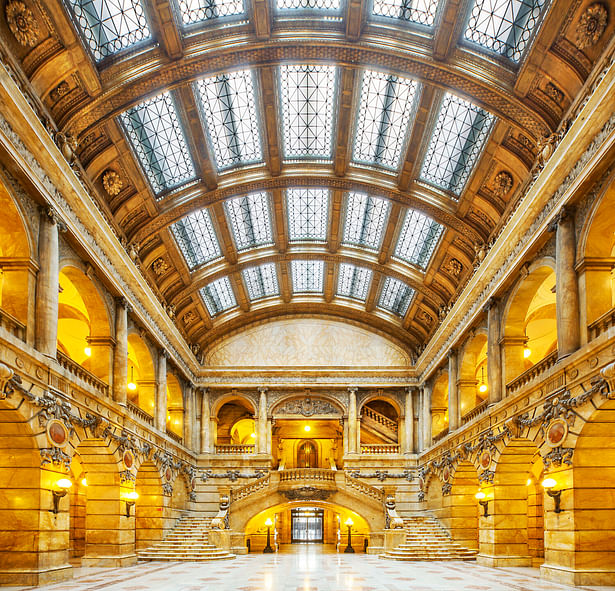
xmin=291 ymin=507 xmax=324 ymax=543
xmin=297 ymin=440 xmax=317 ymax=468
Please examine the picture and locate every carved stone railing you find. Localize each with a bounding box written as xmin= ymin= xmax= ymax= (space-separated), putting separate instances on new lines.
xmin=361 ymin=406 xmax=398 ymax=432
xmin=279 ymin=468 xmax=336 ymax=482
xmin=343 ymin=472 xmax=385 ymax=504
xmin=127 ymin=401 xmax=154 ymax=425
xmin=166 ymin=429 xmax=183 ymax=445
xmin=588 ymin=307 xmax=615 ymax=341
xmin=461 ymin=399 xmax=489 ymax=425
xmin=432 ymin=428 xmax=449 ymax=444
xmin=360 ymin=444 xmax=400 ymax=455
xmin=56 ymin=351 xmax=109 ymax=397
xmin=0 ymin=308 xmax=25 ymax=341
xmin=215 ymin=444 xmax=255 ymax=455
xmin=231 ymin=473 xmax=271 ymax=503
xmin=506 ymin=350 xmax=560 ymax=396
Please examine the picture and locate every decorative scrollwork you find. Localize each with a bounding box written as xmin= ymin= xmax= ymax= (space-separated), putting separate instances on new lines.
xmin=275 ymin=397 xmax=340 ymax=416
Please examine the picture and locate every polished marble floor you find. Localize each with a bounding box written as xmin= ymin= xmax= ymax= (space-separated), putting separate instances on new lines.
xmin=8 ymin=545 xmax=615 ymax=591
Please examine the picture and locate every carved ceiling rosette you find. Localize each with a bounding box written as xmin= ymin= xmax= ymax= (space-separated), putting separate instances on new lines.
xmin=575 ymin=3 xmax=608 ymax=50
xmin=5 ymin=1 xmax=40 ymax=47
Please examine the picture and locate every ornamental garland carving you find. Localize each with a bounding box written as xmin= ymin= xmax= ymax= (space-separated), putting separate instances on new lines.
xmin=282 ymin=486 xmax=333 ymax=501
xmin=575 ymin=3 xmax=608 ymax=50
xmin=40 ymin=447 xmax=72 ymax=471
xmin=5 ymin=1 xmax=40 ymax=47
xmin=275 ymin=397 xmax=340 ymax=417
xmin=543 ymin=447 xmax=574 ymax=468
xmin=347 ymin=469 xmax=414 ymax=482
xmin=200 ymin=469 xmax=268 ymax=481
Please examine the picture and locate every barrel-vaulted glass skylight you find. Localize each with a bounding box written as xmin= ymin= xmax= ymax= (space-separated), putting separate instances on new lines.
xmin=195 ymin=70 xmax=262 ymax=171
xmin=276 ymin=0 xmax=341 ymax=10
xmin=201 ymin=277 xmax=237 ymax=316
xmin=394 ymin=209 xmax=443 ymax=269
xmin=420 ymin=93 xmax=494 ymax=196
xmin=291 ymin=260 xmax=325 ymax=293
xmin=337 ymin=263 xmax=373 ymax=301
xmin=279 ymin=65 xmax=338 ymax=161
xmin=342 ymin=192 xmax=390 ymax=250
xmin=177 ymin=0 xmax=245 ymax=25
xmin=372 ymin=0 xmax=439 ymax=26
xmin=65 ymin=0 xmax=151 ymax=62
xmin=464 ymin=0 xmax=547 ymax=62
xmin=378 ymin=276 xmax=414 ymax=317
xmin=353 ymin=71 xmax=419 ymax=170
xmin=225 ymin=192 xmax=273 ymax=251
xmin=120 ymin=93 xmax=195 ymax=196
xmin=242 ymin=263 xmax=279 ymax=300
xmin=171 ymin=209 xmax=222 ymax=270
xmin=287 ymin=188 xmax=330 ymax=242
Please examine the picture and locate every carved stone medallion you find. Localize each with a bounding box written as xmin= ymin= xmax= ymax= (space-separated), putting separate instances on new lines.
xmin=46 ymin=419 xmax=69 ymax=448
xmin=102 ymin=169 xmax=123 ymax=196
xmin=545 ymin=418 xmax=568 ymax=448
xmin=6 ymin=1 xmax=40 ymax=47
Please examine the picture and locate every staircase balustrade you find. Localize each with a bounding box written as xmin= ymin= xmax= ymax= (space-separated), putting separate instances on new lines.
xmin=127 ymin=401 xmax=154 ymax=425
xmin=361 ymin=405 xmax=398 ymax=432
xmin=215 ymin=444 xmax=255 ymax=454
xmin=0 ymin=308 xmax=25 ymax=341
xmin=461 ymin=399 xmax=489 ymax=424
xmin=279 ymin=468 xmax=336 ymax=482
xmin=56 ymin=351 xmax=109 ymax=397
xmin=231 ymin=473 xmax=271 ymax=503
xmin=506 ymin=350 xmax=559 ymax=395
xmin=588 ymin=307 xmax=615 ymax=340
xmin=344 ymin=472 xmax=385 ymax=503
xmin=360 ymin=444 xmax=400 ymax=455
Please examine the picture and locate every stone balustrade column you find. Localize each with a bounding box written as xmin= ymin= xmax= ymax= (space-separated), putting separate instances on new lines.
xmin=421 ymin=383 xmax=432 ymax=450
xmin=112 ymin=298 xmax=129 ymax=406
xmin=403 ymin=386 xmax=415 ymax=454
xmin=347 ymin=387 xmax=358 ymax=454
xmin=485 ymin=298 xmax=503 ymax=404
xmin=448 ymin=349 xmax=460 ymax=432
xmin=155 ymin=349 xmax=167 ymax=432
xmin=200 ymin=388 xmax=211 ymax=453
xmin=257 ymin=387 xmax=268 ymax=454
xmin=183 ymin=384 xmax=194 ymax=450
xmin=35 ymin=207 xmax=61 ymax=357
xmin=554 ymin=207 xmax=581 ymax=358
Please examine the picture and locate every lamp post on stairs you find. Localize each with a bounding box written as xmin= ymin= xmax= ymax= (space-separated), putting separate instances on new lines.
xmin=344 ymin=517 xmax=354 ymax=553
xmin=263 ymin=517 xmax=274 ymax=553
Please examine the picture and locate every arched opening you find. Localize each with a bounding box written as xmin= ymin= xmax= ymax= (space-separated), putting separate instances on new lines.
xmin=359 ymin=398 xmax=399 ymax=450
xmin=134 ymin=461 xmax=164 ymax=551
xmin=127 ymin=333 xmax=156 ymax=417
xmin=230 ymin=417 xmax=256 ymax=445
xmin=431 ymin=373 xmax=449 ymax=438
xmin=458 ymin=334 xmax=488 ymax=418
xmin=297 ymin=440 xmax=318 ymax=468
xmin=445 ymin=461 xmax=479 ymax=550
xmin=58 ymin=267 xmax=112 ymax=382
xmin=215 ymin=397 xmax=255 ymax=451
xmin=166 ymin=374 xmax=184 ymax=439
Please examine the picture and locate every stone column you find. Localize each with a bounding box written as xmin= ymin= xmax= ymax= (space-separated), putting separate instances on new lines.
xmin=554 ymin=208 xmax=581 ymax=358
xmin=347 ymin=387 xmax=358 ymax=454
xmin=421 ymin=383 xmax=432 ymax=450
xmin=342 ymin=419 xmax=348 ymax=455
xmin=448 ymin=349 xmax=460 ymax=432
xmin=35 ymin=207 xmax=60 ymax=357
xmin=257 ymin=387 xmax=267 ymax=454
xmin=200 ymin=388 xmax=211 ymax=453
xmin=183 ymin=384 xmax=194 ymax=450
xmin=155 ymin=350 xmax=167 ymax=432
xmin=112 ymin=298 xmax=129 ymax=406
xmin=485 ymin=298 xmax=503 ymax=404
xmin=403 ymin=387 xmax=415 ymax=454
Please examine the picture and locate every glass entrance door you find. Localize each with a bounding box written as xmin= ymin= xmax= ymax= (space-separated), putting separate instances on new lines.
xmin=291 ymin=508 xmax=324 ymax=543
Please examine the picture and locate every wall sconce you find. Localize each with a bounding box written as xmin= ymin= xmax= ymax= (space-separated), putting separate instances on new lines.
xmin=475 ymin=491 xmax=489 ymax=517
xmin=51 ymin=478 xmax=72 ymax=514
xmin=124 ymin=491 xmax=139 ymax=518
xmin=542 ymin=478 xmax=562 ymax=513
xmin=263 ymin=517 xmax=274 ymax=553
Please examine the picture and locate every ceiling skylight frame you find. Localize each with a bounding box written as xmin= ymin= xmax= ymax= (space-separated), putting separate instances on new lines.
xmin=393 ymin=209 xmax=444 ymax=269
xmin=342 ymin=192 xmax=391 ymax=251
xmin=242 ymin=263 xmax=280 ymax=300
xmin=337 ymin=263 xmax=373 ymax=302
xmin=371 ymin=0 xmax=439 ymax=26
xmin=291 ymin=260 xmax=325 ymax=293
xmin=171 ymin=209 xmax=222 ymax=270
xmin=419 ymin=93 xmax=495 ymax=197
xmin=286 ymin=188 xmax=330 ymax=242
xmin=224 ymin=192 xmax=274 ymax=251
xmin=119 ymin=92 xmax=196 ymax=197
xmin=279 ymin=64 xmax=339 ymax=162
xmin=194 ymin=70 xmax=263 ymax=172
xmin=275 ymin=0 xmax=343 ymax=16
xmin=378 ymin=276 xmax=414 ymax=317
xmin=177 ymin=0 xmax=246 ymax=25
xmin=201 ymin=276 xmax=237 ymax=316
xmin=64 ymin=0 xmax=151 ymax=62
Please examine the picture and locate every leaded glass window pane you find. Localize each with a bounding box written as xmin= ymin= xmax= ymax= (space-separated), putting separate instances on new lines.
xmin=291 ymin=260 xmax=324 ymax=293
xmin=464 ymin=0 xmax=547 ymax=62
xmin=287 ymin=188 xmax=329 ymax=242
xmin=337 ymin=263 xmax=372 ymax=301
xmin=178 ymin=0 xmax=245 ymax=25
xmin=394 ymin=209 xmax=443 ymax=269
xmin=279 ymin=65 xmax=337 ymax=161
xmin=420 ymin=93 xmax=494 ymax=196
xmin=378 ymin=276 xmax=414 ymax=316
xmin=242 ymin=263 xmax=279 ymax=300
xmin=65 ymin=0 xmax=150 ymax=62
xmin=225 ymin=192 xmax=273 ymax=251
xmin=195 ymin=70 xmax=262 ymax=171
xmin=201 ymin=276 xmax=237 ymax=316
xmin=372 ymin=0 xmax=438 ymax=25
xmin=277 ymin=0 xmax=341 ymax=9
xmin=171 ymin=209 xmax=222 ymax=269
xmin=353 ymin=71 xmax=419 ymax=170
xmin=342 ymin=192 xmax=390 ymax=250
xmin=120 ymin=93 xmax=195 ymax=196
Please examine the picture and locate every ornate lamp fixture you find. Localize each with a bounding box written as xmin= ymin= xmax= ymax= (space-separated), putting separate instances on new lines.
xmin=478 ymin=366 xmax=487 ymax=393
xmin=542 ymin=478 xmax=562 ymax=513
xmin=127 ymin=365 xmax=137 ymax=392
xmin=475 ymin=490 xmax=489 ymax=517
xmin=51 ymin=478 xmax=72 ymax=514
xmin=344 ymin=517 xmax=354 ymax=553
xmin=123 ymin=491 xmax=139 ymax=517
xmin=263 ymin=517 xmax=274 ymax=553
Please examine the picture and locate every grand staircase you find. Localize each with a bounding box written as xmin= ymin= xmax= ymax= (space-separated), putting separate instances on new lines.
xmin=137 ymin=515 xmax=235 ymax=562
xmin=381 ymin=516 xmax=477 ymax=561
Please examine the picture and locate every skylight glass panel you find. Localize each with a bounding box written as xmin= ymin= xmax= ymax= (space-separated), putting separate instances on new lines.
xmin=464 ymin=0 xmax=547 ymax=62
xmin=287 ymin=188 xmax=330 ymax=242
xmin=276 ymin=0 xmax=341 ymax=10
xmin=225 ymin=192 xmax=273 ymax=251
xmin=342 ymin=192 xmax=390 ymax=250
xmin=378 ymin=276 xmax=414 ymax=317
xmin=65 ymin=0 xmax=151 ymax=62
xmin=291 ymin=260 xmax=324 ymax=293
xmin=242 ymin=263 xmax=279 ymax=300
xmin=353 ymin=71 xmax=419 ymax=170
xmin=279 ymin=65 xmax=337 ymax=161
xmin=420 ymin=93 xmax=494 ymax=196
xmin=178 ymin=0 xmax=245 ymax=25
xmin=195 ymin=70 xmax=262 ymax=171
xmin=337 ymin=263 xmax=372 ymax=301
xmin=394 ymin=209 xmax=443 ymax=269
xmin=372 ymin=0 xmax=439 ymax=26
xmin=201 ymin=276 xmax=237 ymax=316
xmin=171 ymin=209 xmax=222 ymax=269
xmin=120 ymin=93 xmax=195 ymax=196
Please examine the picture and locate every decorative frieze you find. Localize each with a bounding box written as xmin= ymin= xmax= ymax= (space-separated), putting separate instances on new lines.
xmin=200 ymin=469 xmax=268 ymax=481
xmin=282 ymin=486 xmax=333 ymax=501
xmin=346 ymin=469 xmax=414 ymax=482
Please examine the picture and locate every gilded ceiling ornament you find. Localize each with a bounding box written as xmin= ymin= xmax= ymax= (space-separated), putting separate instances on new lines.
xmin=152 ymin=257 xmax=169 ymax=276
xmin=102 ymin=169 xmax=123 ymax=196
xmin=5 ymin=1 xmax=40 ymax=47
xmin=492 ymin=171 xmax=514 ymax=198
xmin=545 ymin=82 xmax=564 ymax=104
xmin=443 ymin=258 xmax=463 ymax=278
xmin=183 ymin=310 xmax=197 ymax=324
xmin=50 ymin=81 xmax=70 ymax=102
xmin=54 ymin=132 xmax=78 ymax=164
xmin=575 ymin=3 xmax=608 ymax=50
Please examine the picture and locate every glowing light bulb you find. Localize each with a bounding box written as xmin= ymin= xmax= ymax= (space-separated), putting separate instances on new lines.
xmin=84 ymin=347 xmax=92 ymax=357
xmin=127 ymin=381 xmax=137 ymax=391
xmin=56 ymin=478 xmax=73 ymax=490
xmin=475 ymin=491 xmax=486 ymax=500
xmin=345 ymin=517 xmax=353 ymax=526
xmin=541 ymin=477 xmax=557 ymax=490
xmin=124 ymin=491 xmax=139 ymax=501
xmin=265 ymin=517 xmax=273 ymax=527
xmin=479 ymin=383 xmax=488 ymax=393
xmin=526 ymin=478 xmax=532 ymax=486
xmin=250 ymin=433 xmax=256 ymax=439
xmin=523 ymin=347 xmax=532 ymax=359
xmin=304 ymin=425 xmax=311 ymax=432
xmin=81 ymin=478 xmax=88 ymax=487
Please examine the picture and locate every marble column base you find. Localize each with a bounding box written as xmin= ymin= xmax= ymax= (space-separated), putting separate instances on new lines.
xmin=0 ymin=563 xmax=73 ymax=586
xmin=476 ymin=553 xmax=532 ymax=567
xmin=80 ymin=553 xmax=137 ymax=567
xmin=541 ymin=563 xmax=615 ymax=586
